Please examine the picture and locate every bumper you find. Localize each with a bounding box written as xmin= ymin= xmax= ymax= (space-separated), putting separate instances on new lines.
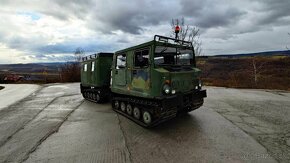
xmin=193 ymin=89 xmax=207 ymax=99
xmin=157 ymin=89 xmax=207 ymax=117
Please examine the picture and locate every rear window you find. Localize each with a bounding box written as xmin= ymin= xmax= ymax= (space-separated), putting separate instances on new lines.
xmin=91 ymin=62 xmax=95 ymax=71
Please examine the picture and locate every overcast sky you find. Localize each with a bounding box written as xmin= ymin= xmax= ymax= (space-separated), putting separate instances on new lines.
xmin=0 ymin=0 xmax=290 ymax=63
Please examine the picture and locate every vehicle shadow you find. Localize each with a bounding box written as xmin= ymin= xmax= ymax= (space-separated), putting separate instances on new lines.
xmin=150 ymin=112 xmax=201 ymax=133
xmin=121 ymin=110 xmax=204 ymax=138
xmin=120 ymin=111 xmax=208 ymax=162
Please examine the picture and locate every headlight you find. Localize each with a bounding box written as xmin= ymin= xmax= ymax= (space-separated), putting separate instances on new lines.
xmin=171 ymin=89 xmax=176 ymax=94
xmin=163 ymin=84 xmax=171 ymax=94
xmin=198 ymin=80 xmax=202 ymax=87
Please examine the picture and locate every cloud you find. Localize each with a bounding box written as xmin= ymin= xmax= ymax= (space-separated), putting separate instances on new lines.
xmin=255 ymin=0 xmax=290 ymax=25
xmin=180 ymin=0 xmax=246 ymax=28
xmin=35 ymin=41 xmax=116 ymax=54
xmin=0 ymin=0 xmax=290 ymax=63
xmin=86 ymin=0 xmax=179 ymax=34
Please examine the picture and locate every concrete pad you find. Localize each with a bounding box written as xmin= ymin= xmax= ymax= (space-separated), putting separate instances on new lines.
xmin=0 ymin=84 xmax=40 ymax=110
xmin=25 ymin=101 xmax=130 ymax=163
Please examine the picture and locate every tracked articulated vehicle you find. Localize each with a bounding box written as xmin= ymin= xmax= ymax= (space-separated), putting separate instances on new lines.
xmin=81 ymin=35 xmax=207 ymax=127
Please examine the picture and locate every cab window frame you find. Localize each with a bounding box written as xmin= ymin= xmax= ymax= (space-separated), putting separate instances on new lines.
xmin=115 ymin=53 xmax=127 ymax=69
xmin=133 ymin=47 xmax=150 ymax=69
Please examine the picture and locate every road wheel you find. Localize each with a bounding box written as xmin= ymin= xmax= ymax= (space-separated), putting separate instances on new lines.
xmin=95 ymin=93 xmax=101 ymax=103
xmin=143 ymin=111 xmax=152 ymax=125
xmin=126 ymin=104 xmax=133 ymax=115
xmin=85 ymin=92 xmax=89 ymax=99
xmin=113 ymin=100 xmax=119 ymax=109
xmin=92 ymin=93 xmax=96 ymax=101
xmin=133 ymin=107 xmax=141 ymax=119
xmin=89 ymin=92 xmax=93 ymax=100
xmin=120 ymin=102 xmax=126 ymax=112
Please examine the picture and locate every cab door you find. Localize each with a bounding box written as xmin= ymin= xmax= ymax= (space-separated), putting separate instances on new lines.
xmin=131 ymin=48 xmax=150 ymax=91
xmin=114 ymin=53 xmax=127 ymax=86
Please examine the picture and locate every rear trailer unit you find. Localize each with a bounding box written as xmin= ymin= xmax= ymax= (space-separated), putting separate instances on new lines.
xmin=81 ymin=53 xmax=113 ymax=103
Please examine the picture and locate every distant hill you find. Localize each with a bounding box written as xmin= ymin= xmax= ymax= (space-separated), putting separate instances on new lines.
xmin=1 ymin=50 xmax=290 ymax=72
xmin=0 ymin=62 xmax=66 ymax=73
xmin=204 ymin=50 xmax=290 ymax=58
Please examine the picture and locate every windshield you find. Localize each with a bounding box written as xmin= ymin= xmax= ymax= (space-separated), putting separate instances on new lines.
xmin=154 ymin=46 xmax=194 ymax=66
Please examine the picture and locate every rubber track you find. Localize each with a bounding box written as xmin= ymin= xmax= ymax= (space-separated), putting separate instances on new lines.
xmin=113 ymin=108 xmax=175 ymax=128
xmin=83 ymin=92 xmax=203 ymax=128
xmin=112 ymin=95 xmax=178 ymax=128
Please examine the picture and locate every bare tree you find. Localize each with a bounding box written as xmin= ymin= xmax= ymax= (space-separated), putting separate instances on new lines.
xmin=251 ymin=57 xmax=268 ymax=87
xmin=60 ymin=47 xmax=85 ymax=82
xmin=74 ymin=47 xmax=85 ymax=62
xmin=170 ymin=18 xmax=202 ymax=56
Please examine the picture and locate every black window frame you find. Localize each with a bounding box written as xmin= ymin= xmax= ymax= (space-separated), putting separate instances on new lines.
xmin=115 ymin=53 xmax=127 ymax=69
xmin=133 ymin=48 xmax=150 ymax=68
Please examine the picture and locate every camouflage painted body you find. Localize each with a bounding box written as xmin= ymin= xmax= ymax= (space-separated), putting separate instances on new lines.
xmin=111 ymin=40 xmax=202 ymax=99
xmin=81 ymin=35 xmax=206 ymax=127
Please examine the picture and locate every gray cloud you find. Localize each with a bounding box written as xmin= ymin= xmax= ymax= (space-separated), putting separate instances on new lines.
xmin=87 ymin=0 xmax=178 ymax=34
xmin=179 ymin=0 xmax=246 ymax=28
xmin=256 ymin=0 xmax=290 ymax=26
xmin=0 ymin=0 xmax=290 ymax=63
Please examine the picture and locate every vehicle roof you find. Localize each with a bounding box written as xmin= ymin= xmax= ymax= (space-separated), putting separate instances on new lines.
xmin=82 ymin=52 xmax=114 ymax=62
xmin=115 ymin=35 xmax=193 ymax=54
xmin=115 ymin=40 xmax=155 ymax=54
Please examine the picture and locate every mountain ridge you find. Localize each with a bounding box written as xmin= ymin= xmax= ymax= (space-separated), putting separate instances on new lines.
xmin=209 ymin=50 xmax=290 ymax=58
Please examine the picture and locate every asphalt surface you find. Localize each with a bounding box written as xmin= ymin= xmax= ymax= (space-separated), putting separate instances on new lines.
xmin=0 ymin=83 xmax=289 ymax=163
xmin=0 ymin=84 xmax=40 ymax=110
xmin=206 ymin=87 xmax=290 ymax=163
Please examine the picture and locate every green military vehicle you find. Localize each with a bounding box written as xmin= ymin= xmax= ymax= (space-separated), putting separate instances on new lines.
xmin=81 ymin=35 xmax=207 ymax=127
xmin=80 ymin=53 xmax=113 ymax=102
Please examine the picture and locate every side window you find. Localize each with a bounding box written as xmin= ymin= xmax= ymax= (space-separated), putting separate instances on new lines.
xmin=116 ymin=54 xmax=126 ymax=69
xmin=84 ymin=64 xmax=87 ymax=72
xmin=134 ymin=49 xmax=149 ymax=68
xmin=91 ymin=61 xmax=95 ymax=72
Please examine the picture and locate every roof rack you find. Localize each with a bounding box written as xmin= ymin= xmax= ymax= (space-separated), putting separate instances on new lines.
xmin=82 ymin=53 xmax=98 ymax=61
xmin=154 ymin=35 xmax=193 ymax=47
xmin=81 ymin=53 xmax=114 ymax=62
